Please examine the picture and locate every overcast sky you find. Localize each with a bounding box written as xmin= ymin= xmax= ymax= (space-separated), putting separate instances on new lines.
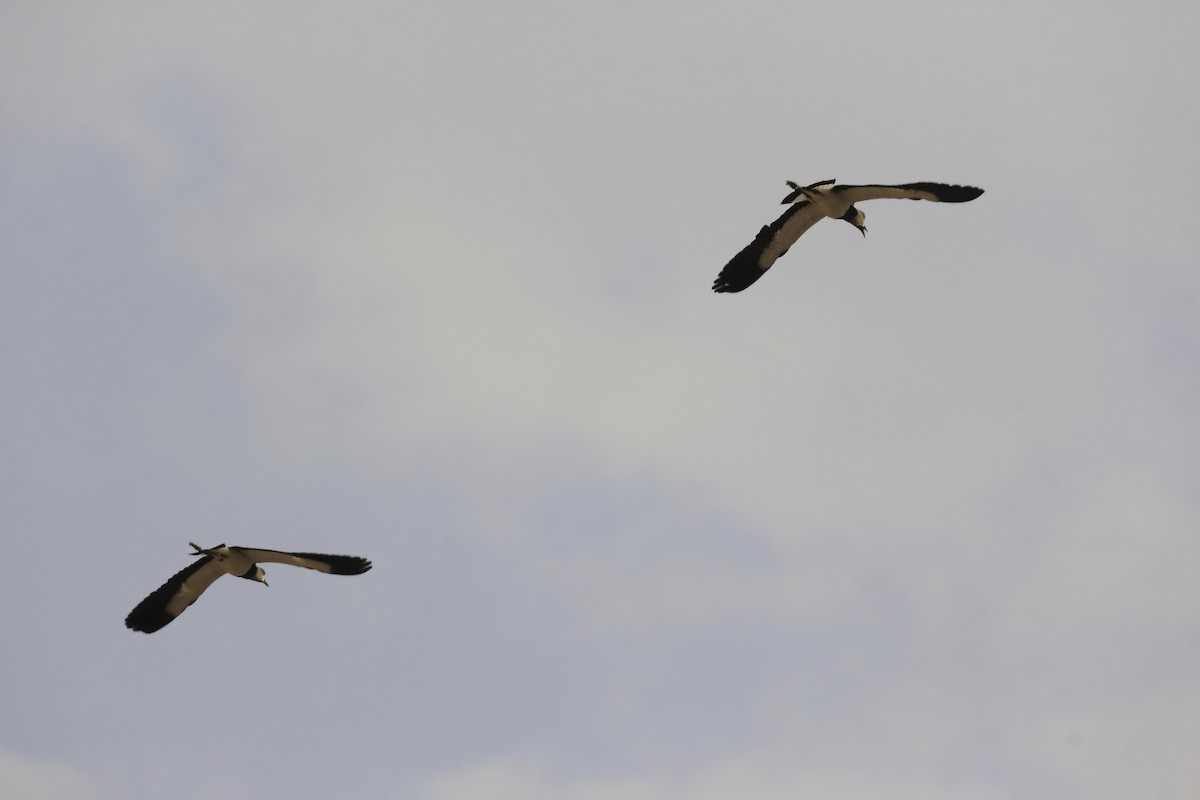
xmin=3 ymin=2 xmax=1199 ymax=799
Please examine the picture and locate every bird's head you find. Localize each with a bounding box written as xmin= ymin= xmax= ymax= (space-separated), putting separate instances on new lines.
xmin=251 ymin=566 xmax=268 ymax=587
xmin=842 ymin=206 xmax=867 ymax=236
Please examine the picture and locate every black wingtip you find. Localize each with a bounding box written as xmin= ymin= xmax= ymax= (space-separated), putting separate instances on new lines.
xmin=905 ymin=182 xmax=984 ymax=203
xmin=125 ymin=614 xmax=169 ymax=633
xmin=308 ymin=554 xmax=373 ymax=575
xmin=713 ymin=225 xmax=774 ymax=293
xmin=940 ymin=184 xmax=984 ymax=202
xmin=711 ymin=267 xmax=761 ymax=293
xmin=125 ymin=604 xmax=175 ymax=633
xmin=333 ymin=556 xmax=372 ymax=576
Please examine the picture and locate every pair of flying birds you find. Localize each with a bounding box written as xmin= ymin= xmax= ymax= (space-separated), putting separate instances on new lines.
xmin=126 ymin=177 xmax=983 ymax=634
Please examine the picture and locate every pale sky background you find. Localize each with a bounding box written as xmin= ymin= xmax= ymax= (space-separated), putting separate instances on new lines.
xmin=3 ymin=2 xmax=1199 ymax=799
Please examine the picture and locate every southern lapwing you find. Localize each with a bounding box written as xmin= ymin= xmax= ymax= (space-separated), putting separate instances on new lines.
xmin=712 ymin=180 xmax=984 ymax=293
xmin=125 ymin=543 xmax=372 ymax=633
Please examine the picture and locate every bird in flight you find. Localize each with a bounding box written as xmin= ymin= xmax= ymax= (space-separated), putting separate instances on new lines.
xmin=712 ymin=179 xmax=984 ymax=293
xmin=125 ymin=542 xmax=372 ymax=633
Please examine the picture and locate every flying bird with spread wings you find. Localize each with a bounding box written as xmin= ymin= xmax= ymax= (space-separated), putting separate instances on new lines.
xmin=712 ymin=179 xmax=984 ymax=293
xmin=125 ymin=542 xmax=372 ymax=633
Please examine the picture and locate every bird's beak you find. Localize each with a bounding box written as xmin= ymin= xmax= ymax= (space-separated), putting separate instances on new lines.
xmin=858 ymin=226 xmax=867 ymax=237
xmin=262 ymin=580 xmax=269 ymax=587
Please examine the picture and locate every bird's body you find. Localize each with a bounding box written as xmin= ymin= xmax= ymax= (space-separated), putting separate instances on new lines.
xmin=125 ymin=543 xmax=372 ymax=633
xmin=712 ymin=180 xmax=984 ymax=293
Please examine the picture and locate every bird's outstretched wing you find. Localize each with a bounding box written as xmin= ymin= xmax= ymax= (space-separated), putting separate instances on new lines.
xmin=232 ymin=548 xmax=373 ymax=575
xmin=125 ymin=556 xmax=225 ymax=633
xmin=832 ymin=182 xmax=984 ymax=204
xmin=713 ymin=201 xmax=824 ymax=293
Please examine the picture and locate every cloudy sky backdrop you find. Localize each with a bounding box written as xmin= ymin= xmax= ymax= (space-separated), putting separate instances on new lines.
xmin=3 ymin=2 xmax=1199 ymax=798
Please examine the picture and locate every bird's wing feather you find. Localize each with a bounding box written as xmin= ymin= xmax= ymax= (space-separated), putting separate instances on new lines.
xmin=125 ymin=556 xmax=225 ymax=633
xmin=713 ymin=202 xmax=824 ymax=293
xmin=780 ymin=186 xmax=805 ymax=204
xmin=232 ymin=548 xmax=373 ymax=575
xmin=781 ymin=178 xmax=837 ymax=203
xmin=833 ymin=182 xmax=984 ymax=204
